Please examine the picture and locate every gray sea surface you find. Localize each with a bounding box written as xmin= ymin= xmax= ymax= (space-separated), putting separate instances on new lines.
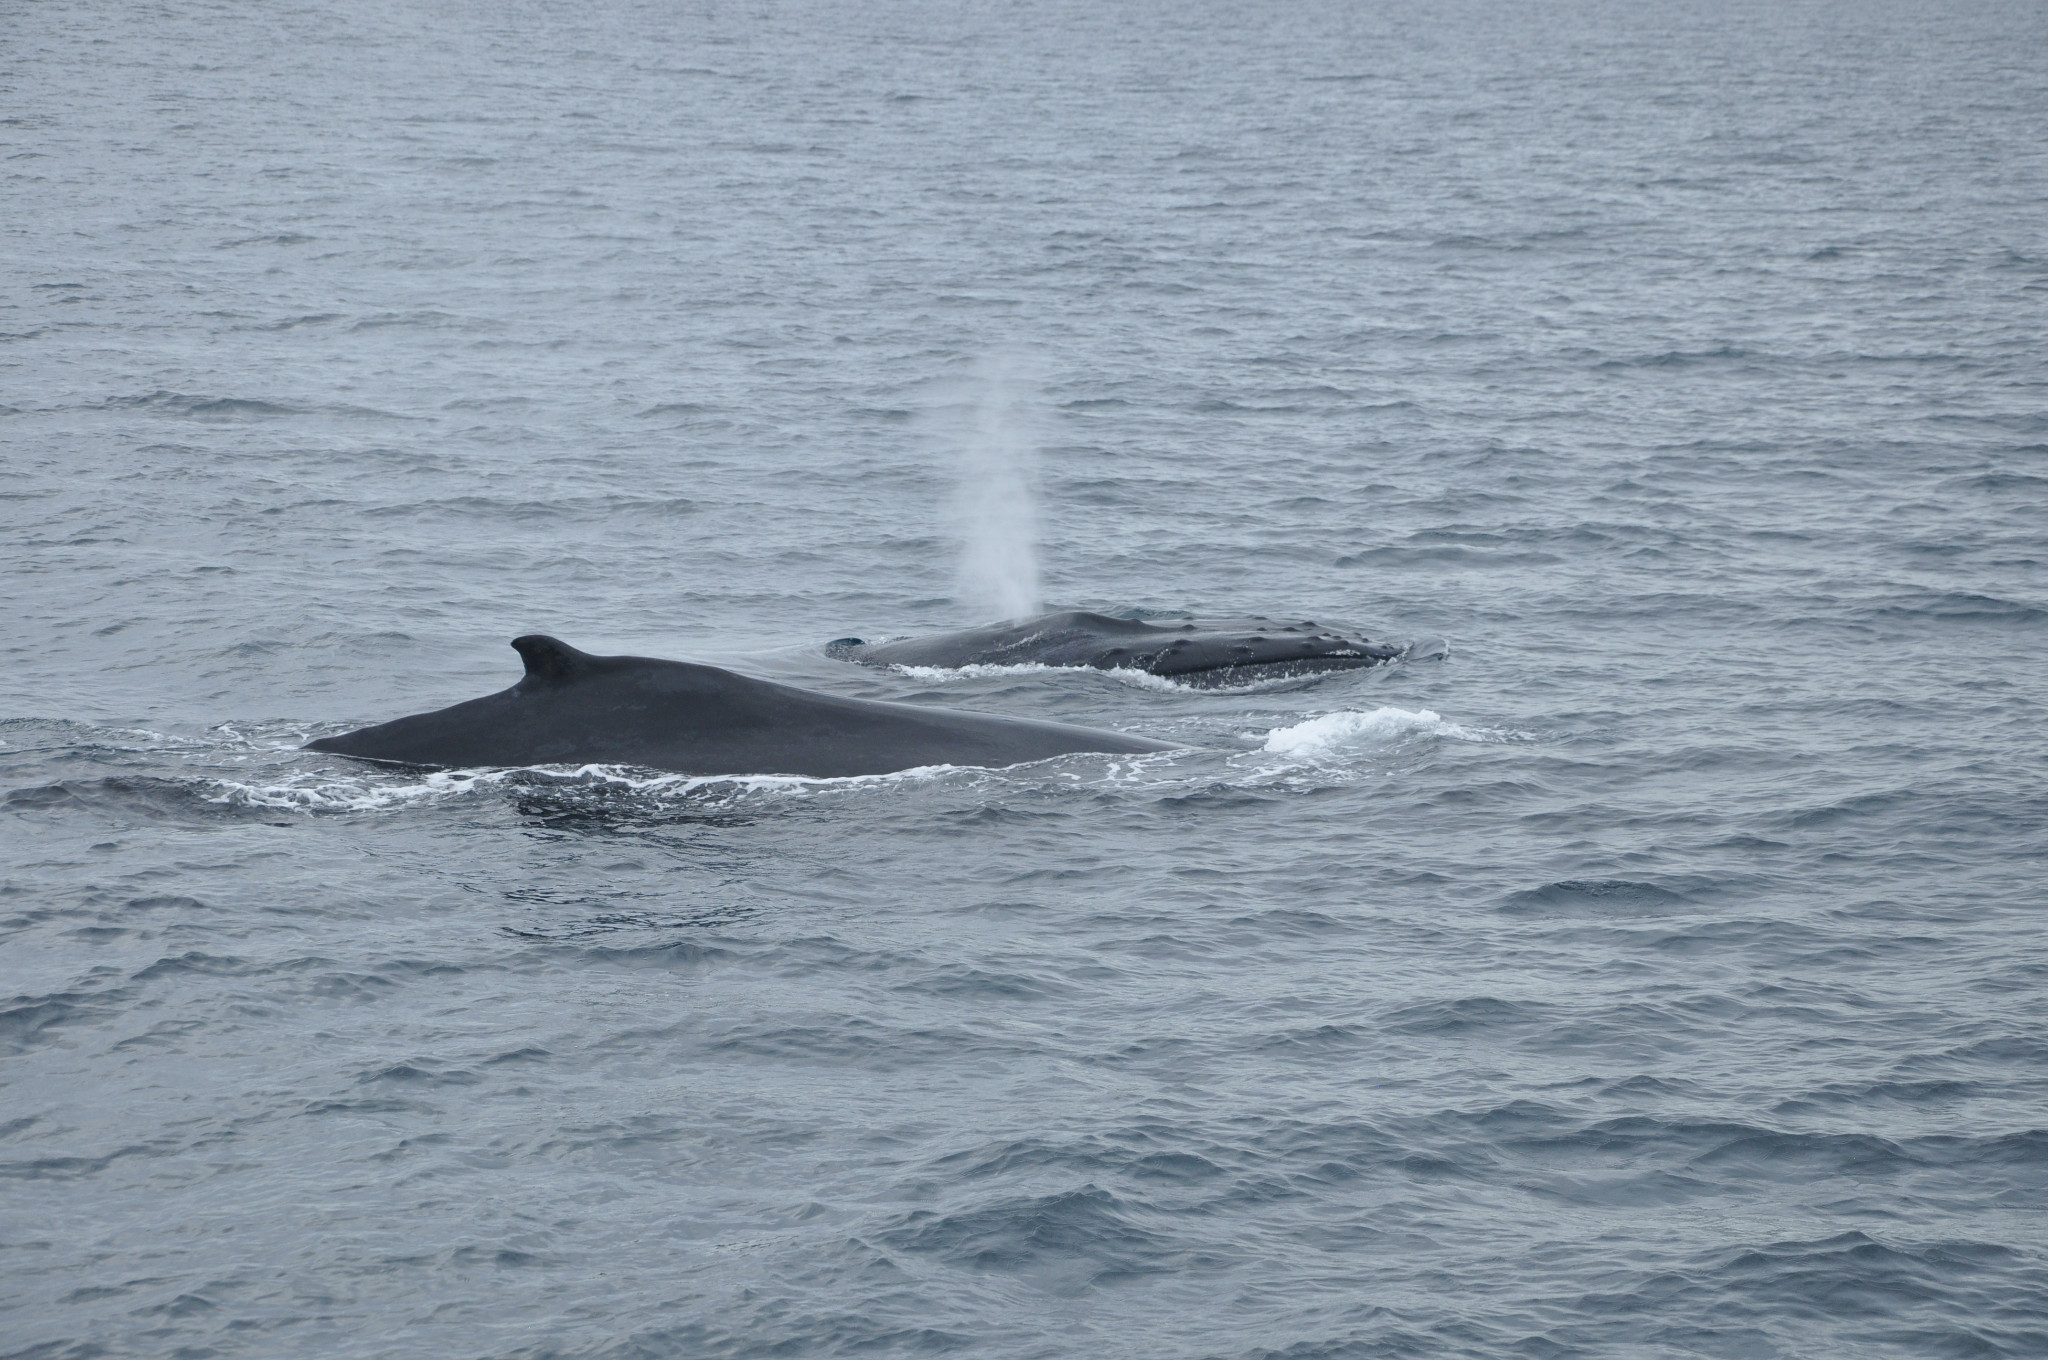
xmin=5 ymin=1 xmax=2048 ymax=1356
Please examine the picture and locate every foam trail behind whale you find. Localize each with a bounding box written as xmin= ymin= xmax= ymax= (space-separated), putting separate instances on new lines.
xmin=944 ymin=355 xmax=1043 ymax=620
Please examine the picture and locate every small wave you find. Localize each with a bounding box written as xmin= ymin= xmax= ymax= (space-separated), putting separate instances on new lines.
xmin=1594 ymin=345 xmax=1755 ymax=371
xmin=878 ymin=1185 xmax=1187 ymax=1278
xmin=505 ymin=764 xmax=989 ymax=828
xmin=249 ymin=312 xmax=342 ymax=331
xmin=102 ymin=390 xmax=302 ymax=419
xmin=6 ymin=776 xmax=292 ymax=822
xmin=892 ymin=650 xmax=1442 ymax=693
xmin=248 ymin=760 xmax=1006 ymax=816
xmin=1101 ymin=666 xmax=1387 ymax=695
xmin=17 ymin=751 xmax=1196 ymax=827
xmin=1858 ymin=590 xmax=2047 ymax=626
xmin=1104 ymin=666 xmax=1210 ymax=693
xmin=89 ymin=390 xmax=417 ymax=422
xmin=890 ymin=660 xmax=1339 ymax=696
xmin=897 ymin=662 xmax=1312 ymax=695
xmin=346 ymin=309 xmax=474 ymax=332
xmin=889 ymin=662 xmax=1067 ymax=683
xmin=217 ymin=232 xmax=314 ymax=248
xmin=1260 ymin=707 xmax=1509 ymax=759
xmin=1502 ymin=879 xmax=1692 ymax=916
xmin=203 ymin=767 xmax=515 ymax=813
xmin=0 ymin=994 xmax=100 ymax=1056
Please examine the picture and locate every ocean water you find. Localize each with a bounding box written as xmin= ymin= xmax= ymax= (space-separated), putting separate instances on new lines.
xmin=5 ymin=1 xmax=2047 ymax=1356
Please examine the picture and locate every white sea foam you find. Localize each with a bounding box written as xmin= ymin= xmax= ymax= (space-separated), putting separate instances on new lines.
xmin=205 ymin=767 xmax=515 ymax=812
xmin=1101 ymin=666 xmax=1193 ymax=692
xmin=1260 ymin=707 xmax=1508 ymax=759
xmin=210 ymin=760 xmax=983 ymax=813
xmin=890 ymin=662 xmax=1067 ymax=683
xmin=890 ymin=662 xmax=1328 ymax=695
xmin=1101 ymin=666 xmax=1351 ymax=695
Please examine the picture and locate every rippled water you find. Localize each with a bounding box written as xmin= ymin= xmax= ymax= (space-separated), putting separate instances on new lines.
xmin=6 ymin=1 xmax=2048 ymax=1356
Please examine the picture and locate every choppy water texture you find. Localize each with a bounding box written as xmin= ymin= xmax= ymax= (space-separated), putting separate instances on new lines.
xmin=6 ymin=2 xmax=2048 ymax=1356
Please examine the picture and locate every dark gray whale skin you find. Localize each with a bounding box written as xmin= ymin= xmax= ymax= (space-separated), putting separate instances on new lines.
xmin=828 ymin=610 xmax=1406 ymax=685
xmin=304 ymin=635 xmax=1174 ymax=777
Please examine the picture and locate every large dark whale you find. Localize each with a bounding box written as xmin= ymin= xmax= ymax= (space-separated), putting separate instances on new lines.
xmin=828 ymin=610 xmax=1410 ymax=686
xmin=305 ymin=635 xmax=1174 ymax=778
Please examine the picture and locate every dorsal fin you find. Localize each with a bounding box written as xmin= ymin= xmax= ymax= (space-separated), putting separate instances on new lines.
xmin=511 ymin=634 xmax=595 ymax=685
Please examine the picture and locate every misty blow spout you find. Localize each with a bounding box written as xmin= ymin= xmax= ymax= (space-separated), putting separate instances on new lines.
xmin=949 ymin=357 xmax=1042 ymax=619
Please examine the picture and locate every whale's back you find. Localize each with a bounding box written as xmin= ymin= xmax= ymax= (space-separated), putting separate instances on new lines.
xmin=306 ymin=635 xmax=1170 ymax=777
xmin=838 ymin=611 xmax=1402 ymax=680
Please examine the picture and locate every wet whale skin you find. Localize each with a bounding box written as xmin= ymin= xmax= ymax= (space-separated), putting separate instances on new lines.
xmin=831 ymin=610 xmax=1405 ymax=684
xmin=306 ymin=635 xmax=1173 ymax=778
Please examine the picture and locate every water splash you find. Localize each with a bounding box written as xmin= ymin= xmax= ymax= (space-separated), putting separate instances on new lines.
xmin=1260 ymin=707 xmax=1519 ymax=758
xmin=942 ymin=357 xmax=1042 ymax=620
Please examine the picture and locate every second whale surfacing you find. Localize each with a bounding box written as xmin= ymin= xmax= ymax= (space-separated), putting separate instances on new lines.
xmin=829 ymin=610 xmax=1416 ymax=686
xmin=305 ymin=635 xmax=1175 ymax=778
